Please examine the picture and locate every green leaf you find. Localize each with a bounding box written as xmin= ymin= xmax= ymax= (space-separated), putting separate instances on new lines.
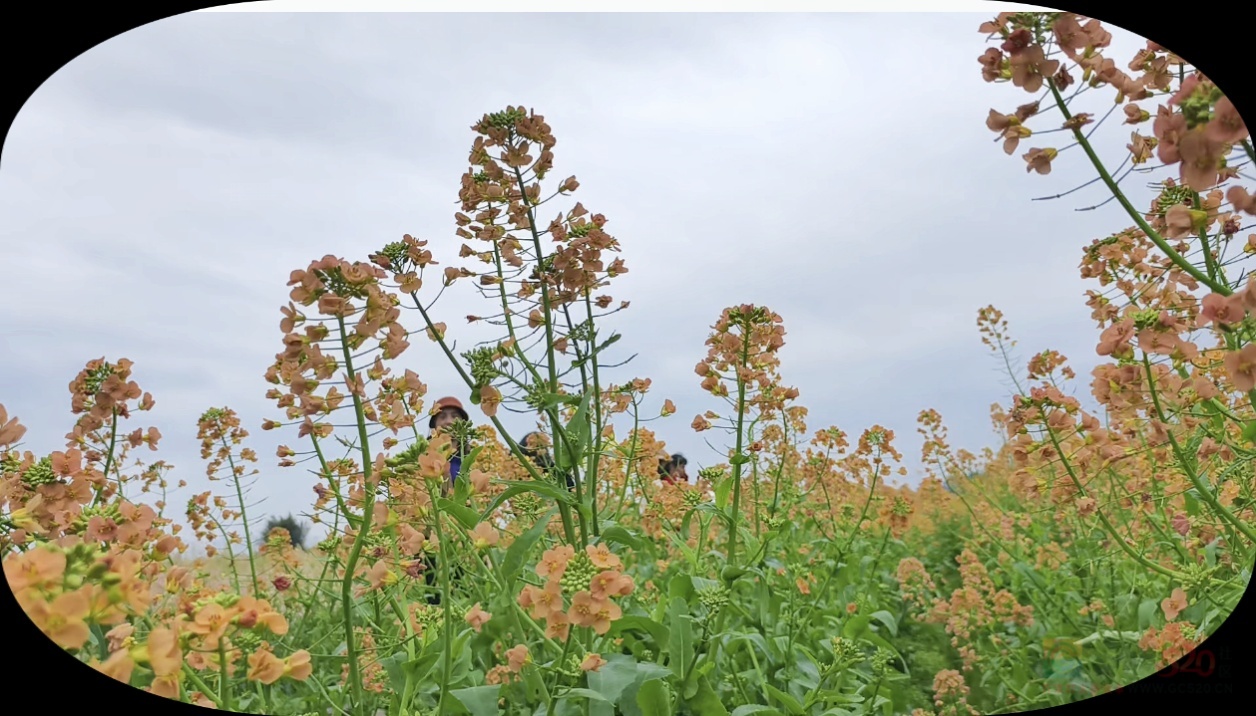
xmin=715 ymin=474 xmax=733 ymax=509
xmin=764 ymin=684 xmax=805 ymax=715
xmin=685 ymin=675 xmax=729 ymax=716
xmin=668 ymin=597 xmax=695 ymax=681
xmin=1184 ymin=489 xmax=1201 ymax=517
xmin=636 ymin=679 xmax=672 ymax=716
xmin=437 ymin=498 xmax=481 ymax=530
xmin=501 ymin=508 xmax=555 ymax=586
xmin=587 ymin=654 xmax=644 ymax=706
xmin=669 ymin=574 xmax=695 ymax=604
xmin=1241 ymin=420 xmax=1256 ymax=445
xmin=869 ymin=610 xmax=898 ymax=638
xmin=610 ymin=616 xmax=670 ymax=648
xmin=600 ymin=524 xmax=643 ymax=551
xmin=731 ymin=706 xmax=784 ymax=716
xmin=1138 ymin=599 xmax=1159 ymax=630
xmin=450 ymin=685 xmax=502 ymax=716
xmin=477 ymin=480 xmax=576 ymax=522
xmin=557 ymin=392 xmax=592 ymax=472
xmin=453 ymin=445 xmax=484 ymax=502
xmin=560 ymin=688 xmax=611 ymax=702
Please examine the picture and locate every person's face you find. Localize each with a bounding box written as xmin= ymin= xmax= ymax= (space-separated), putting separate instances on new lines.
xmin=669 ymin=464 xmax=687 ymax=482
xmin=433 ymin=407 xmax=460 ymax=431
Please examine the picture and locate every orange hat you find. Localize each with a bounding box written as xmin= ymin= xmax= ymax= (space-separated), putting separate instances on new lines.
xmin=430 ymin=396 xmax=470 ymax=426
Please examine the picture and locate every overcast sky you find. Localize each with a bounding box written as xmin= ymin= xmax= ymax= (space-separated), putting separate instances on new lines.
xmin=1 ymin=7 xmax=1155 ymax=546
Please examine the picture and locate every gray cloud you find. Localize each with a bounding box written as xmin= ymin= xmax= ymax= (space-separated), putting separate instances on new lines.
xmin=2 ymin=11 xmax=1153 ymax=547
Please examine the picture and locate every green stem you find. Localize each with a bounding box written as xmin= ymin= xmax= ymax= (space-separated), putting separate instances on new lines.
xmin=1048 ymin=80 xmax=1230 ymax=296
xmin=725 ymin=327 xmax=754 ymax=568
xmin=334 ymin=314 xmax=380 ymax=715
xmin=1141 ymin=353 xmax=1256 ymax=544
xmin=221 ymin=435 xmax=259 ymax=594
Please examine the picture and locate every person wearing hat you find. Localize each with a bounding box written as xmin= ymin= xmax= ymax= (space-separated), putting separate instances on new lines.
xmin=423 ymin=395 xmax=472 ymax=605
xmin=429 ymin=396 xmax=471 ymax=492
xmin=519 ymin=431 xmax=576 ymax=491
xmin=658 ymin=451 xmax=689 ymax=485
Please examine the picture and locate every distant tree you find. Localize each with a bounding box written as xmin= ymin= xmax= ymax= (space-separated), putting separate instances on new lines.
xmin=260 ymin=514 xmax=309 ymax=549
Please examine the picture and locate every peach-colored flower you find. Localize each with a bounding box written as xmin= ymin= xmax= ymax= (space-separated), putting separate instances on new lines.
xmin=284 ymin=650 xmax=313 ymax=681
xmin=1196 ymin=293 xmax=1246 ymax=327
xmin=1023 ymin=147 xmax=1058 ymax=175
xmin=1161 ymin=588 xmax=1188 ymax=621
xmin=26 ymin=588 xmax=92 ymax=650
xmin=247 ymin=649 xmax=286 ymax=685
xmin=465 ymin=603 xmax=492 ymax=632
xmin=544 ymin=609 xmax=571 ymax=640
xmin=519 ymin=580 xmax=564 ymax=621
xmin=536 ymin=545 xmax=575 ymax=580
xmin=93 ymin=648 xmax=135 ymax=684
xmin=1204 ymin=96 xmax=1246 ymax=144
xmin=585 ymin=543 xmax=622 ymax=571
xmin=146 ymin=627 xmax=183 ymax=677
xmin=581 ymin=653 xmax=607 ymax=672
xmin=505 ymin=644 xmax=531 ymax=672
xmin=796 ymin=578 xmax=811 ymax=595
xmin=470 ymin=522 xmax=500 ymax=550
xmin=1224 ymin=345 xmax=1256 ymax=392
xmin=590 ymin=570 xmax=634 ymax=600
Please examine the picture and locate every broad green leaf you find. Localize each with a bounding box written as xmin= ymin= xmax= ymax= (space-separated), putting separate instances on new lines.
xmin=668 ymin=597 xmax=695 ymax=681
xmin=636 ymin=679 xmax=672 ymax=716
xmin=450 ymin=685 xmax=502 ymax=716
xmin=731 ymin=706 xmax=784 ymax=716
xmin=686 ymin=675 xmax=730 ymax=715
xmin=764 ymin=684 xmax=805 ymax=715
xmin=437 ymin=498 xmax=481 ymax=530
xmin=669 ymin=574 xmax=695 ymax=604
xmin=600 ymin=524 xmax=644 ymax=551
xmin=586 ymin=654 xmax=644 ymax=705
xmin=869 ymin=610 xmax=898 ymax=637
xmin=611 ymin=616 xmax=670 ymax=648
xmin=501 ymin=508 xmax=555 ymax=585
xmin=560 ymin=688 xmax=610 ymax=702
xmin=715 ymin=473 xmax=733 ymax=509
xmin=477 ymin=480 xmax=576 ymax=521
xmin=453 ymin=445 xmax=484 ymax=502
xmin=1138 ymin=599 xmax=1158 ymax=630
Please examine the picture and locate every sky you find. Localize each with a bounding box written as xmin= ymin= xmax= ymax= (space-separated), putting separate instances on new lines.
xmin=1 ymin=5 xmax=1157 ymax=548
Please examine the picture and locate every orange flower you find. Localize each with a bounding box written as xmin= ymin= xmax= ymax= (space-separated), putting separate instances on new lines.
xmin=1161 ymin=588 xmax=1188 ymax=622
xmin=505 ymin=644 xmax=531 ymax=672
xmin=1224 ymin=345 xmax=1256 ymax=392
xmin=470 ymin=522 xmax=500 ymax=550
xmin=4 ymin=546 xmax=67 ymax=592
xmin=536 ymin=545 xmax=575 ymax=580
xmin=146 ymin=627 xmax=183 ymax=678
xmin=284 ymin=650 xmax=314 ymax=681
xmin=150 ymin=675 xmax=181 ymax=699
xmin=544 ymin=610 xmax=571 ymax=640
xmin=795 ymin=578 xmax=811 ymax=596
xmin=585 ymin=543 xmax=622 ymax=571
xmin=581 ymin=653 xmax=607 ymax=672
xmin=26 ymin=588 xmax=92 ymax=650
xmin=247 ymin=649 xmax=286 ymax=685
xmin=235 ymin=596 xmax=289 ymax=636
xmin=519 ymin=580 xmax=564 ymax=621
xmin=589 ymin=570 xmax=634 ymax=600
xmin=92 ymin=648 xmax=135 ymax=684
xmin=186 ymin=603 xmax=232 ymax=648
xmin=1023 ymin=147 xmax=1058 ymax=175
xmin=569 ymin=590 xmax=622 ymax=635
xmin=465 ymin=603 xmax=492 ymax=632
